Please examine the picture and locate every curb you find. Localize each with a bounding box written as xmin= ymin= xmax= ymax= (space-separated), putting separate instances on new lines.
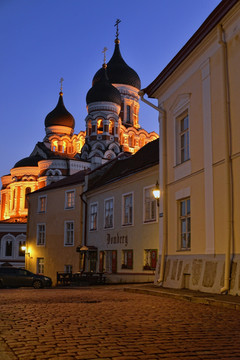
xmin=123 ymin=287 xmax=240 ymax=311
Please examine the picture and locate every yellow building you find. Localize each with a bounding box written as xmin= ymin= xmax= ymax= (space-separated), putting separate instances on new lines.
xmin=142 ymin=0 xmax=240 ymax=294
xmin=26 ymin=171 xmax=86 ymax=285
xmin=82 ymin=140 xmax=159 ymax=283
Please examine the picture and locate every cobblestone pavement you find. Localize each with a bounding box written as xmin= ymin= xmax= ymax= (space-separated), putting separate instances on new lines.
xmin=0 ymin=286 xmax=240 ymax=360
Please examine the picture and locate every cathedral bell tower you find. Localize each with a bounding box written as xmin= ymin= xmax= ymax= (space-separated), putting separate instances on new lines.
xmin=81 ymin=54 xmax=122 ymax=164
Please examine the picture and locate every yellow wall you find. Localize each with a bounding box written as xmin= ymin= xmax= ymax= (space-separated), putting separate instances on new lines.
xmin=27 ymin=183 xmax=83 ymax=285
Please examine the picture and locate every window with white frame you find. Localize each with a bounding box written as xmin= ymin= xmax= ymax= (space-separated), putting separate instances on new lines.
xmin=176 ymin=111 xmax=190 ymax=164
xmin=18 ymin=239 xmax=26 ymax=257
xmin=64 ymin=221 xmax=74 ymax=246
xmin=38 ymin=195 xmax=47 ymax=213
xmin=104 ymin=198 xmax=114 ymax=229
xmin=65 ymin=190 xmax=75 ymax=209
xmin=144 ymin=186 xmax=157 ymax=223
xmin=179 ymin=198 xmax=191 ymax=250
xmin=90 ymin=202 xmax=98 ymax=231
xmin=122 ymin=193 xmax=133 ymax=226
xmin=37 ymin=224 xmax=46 ymax=245
xmin=37 ymin=258 xmax=44 ymax=274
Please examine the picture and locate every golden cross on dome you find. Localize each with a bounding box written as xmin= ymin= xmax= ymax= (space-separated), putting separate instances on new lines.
xmin=60 ymin=77 xmax=64 ymax=92
xmin=114 ymin=19 xmax=121 ymax=40
xmin=102 ymin=47 xmax=108 ymax=64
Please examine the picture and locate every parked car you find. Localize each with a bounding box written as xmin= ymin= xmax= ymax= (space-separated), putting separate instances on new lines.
xmin=0 ymin=267 xmax=52 ymax=289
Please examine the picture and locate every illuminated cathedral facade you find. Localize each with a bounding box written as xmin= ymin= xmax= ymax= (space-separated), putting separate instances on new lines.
xmin=0 ymin=26 xmax=158 ymax=266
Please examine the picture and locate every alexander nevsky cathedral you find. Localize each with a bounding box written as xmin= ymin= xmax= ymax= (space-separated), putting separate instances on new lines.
xmin=0 ymin=22 xmax=158 ymax=266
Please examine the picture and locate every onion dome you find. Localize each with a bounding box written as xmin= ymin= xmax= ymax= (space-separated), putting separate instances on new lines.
xmin=44 ymin=92 xmax=75 ymax=129
xmin=93 ymin=40 xmax=141 ymax=90
xmin=86 ymin=64 xmax=122 ymax=105
xmin=13 ymin=155 xmax=43 ymax=168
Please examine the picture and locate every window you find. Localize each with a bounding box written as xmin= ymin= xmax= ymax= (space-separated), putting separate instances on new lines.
xmin=144 ymin=186 xmax=157 ymax=223
xmin=97 ymin=119 xmax=103 ymax=134
xmin=37 ymin=224 xmax=46 ymax=245
xmin=144 ymin=249 xmax=158 ymax=270
xmin=25 ymin=187 xmax=31 ymax=209
xmin=64 ymin=221 xmax=74 ymax=246
xmin=104 ymin=198 xmax=114 ymax=229
xmin=64 ymin=265 xmax=72 ymax=273
xmin=90 ymin=203 xmax=98 ymax=231
xmin=37 ymin=258 xmax=44 ymax=274
xmin=176 ymin=112 xmax=189 ymax=164
xmin=65 ymin=190 xmax=75 ymax=209
xmin=5 ymin=239 xmax=13 ymax=257
xmin=122 ymin=250 xmax=133 ymax=269
xmin=122 ymin=193 xmax=133 ymax=226
xmin=126 ymin=105 xmax=131 ymax=123
xmin=179 ymin=198 xmax=191 ymax=250
xmin=38 ymin=196 xmax=47 ymax=213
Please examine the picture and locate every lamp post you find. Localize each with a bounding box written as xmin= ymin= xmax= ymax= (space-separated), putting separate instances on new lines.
xmin=153 ymin=181 xmax=160 ymax=207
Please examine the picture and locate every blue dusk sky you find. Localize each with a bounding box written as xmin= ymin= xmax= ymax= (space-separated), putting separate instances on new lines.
xmin=0 ymin=0 xmax=221 ymax=178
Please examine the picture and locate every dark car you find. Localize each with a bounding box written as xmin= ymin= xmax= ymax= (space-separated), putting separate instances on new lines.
xmin=0 ymin=267 xmax=52 ymax=289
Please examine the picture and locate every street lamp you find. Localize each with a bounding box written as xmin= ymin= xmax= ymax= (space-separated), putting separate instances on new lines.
xmin=153 ymin=181 xmax=160 ymax=207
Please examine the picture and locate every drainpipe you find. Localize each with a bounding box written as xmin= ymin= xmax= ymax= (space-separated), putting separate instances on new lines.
xmin=139 ymin=91 xmax=167 ymax=285
xmin=217 ymin=25 xmax=234 ymax=294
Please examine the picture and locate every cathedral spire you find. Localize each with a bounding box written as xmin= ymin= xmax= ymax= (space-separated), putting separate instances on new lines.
xmin=114 ymin=19 xmax=121 ymax=44
xmin=59 ymin=77 xmax=64 ymax=95
xmin=102 ymin=47 xmax=108 ymax=68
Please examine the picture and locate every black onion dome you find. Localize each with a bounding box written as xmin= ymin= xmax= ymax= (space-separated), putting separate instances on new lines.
xmin=86 ymin=65 xmax=122 ymax=105
xmin=93 ymin=40 xmax=141 ymax=90
xmin=45 ymin=92 xmax=75 ymax=129
xmin=14 ymin=155 xmax=43 ymax=168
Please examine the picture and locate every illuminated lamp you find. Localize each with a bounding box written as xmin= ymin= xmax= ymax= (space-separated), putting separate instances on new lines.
xmin=153 ymin=181 xmax=160 ymax=207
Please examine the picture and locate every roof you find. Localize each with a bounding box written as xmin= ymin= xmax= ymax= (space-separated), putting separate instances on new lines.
xmin=14 ymin=155 xmax=44 ymax=168
xmin=87 ymin=138 xmax=159 ymax=192
xmin=86 ymin=65 xmax=122 ymax=106
xmin=29 ymin=169 xmax=88 ymax=195
xmin=45 ymin=92 xmax=75 ymax=129
xmin=93 ymin=40 xmax=141 ymax=90
xmin=144 ymin=0 xmax=238 ymax=97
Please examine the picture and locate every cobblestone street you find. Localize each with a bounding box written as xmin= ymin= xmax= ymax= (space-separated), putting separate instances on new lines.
xmin=0 ymin=286 xmax=240 ymax=360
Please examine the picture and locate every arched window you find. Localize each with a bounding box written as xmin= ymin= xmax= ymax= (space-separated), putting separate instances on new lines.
xmin=1 ymin=235 xmax=15 ymax=258
xmin=128 ymin=135 xmax=135 ymax=147
xmin=97 ymin=119 xmax=103 ymax=134
xmin=109 ymin=120 xmax=114 ymax=135
xmin=88 ymin=121 xmax=92 ymax=136
xmin=25 ymin=187 xmax=31 ymax=209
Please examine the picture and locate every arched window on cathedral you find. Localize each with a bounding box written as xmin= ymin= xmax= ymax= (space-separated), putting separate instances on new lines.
xmin=25 ymin=187 xmax=31 ymax=209
xmin=109 ymin=120 xmax=114 ymax=135
xmin=52 ymin=141 xmax=58 ymax=152
xmin=62 ymin=142 xmax=67 ymax=153
xmin=88 ymin=121 xmax=92 ymax=136
xmin=120 ymin=103 xmax=124 ymax=122
xmin=128 ymin=135 xmax=135 ymax=148
xmin=126 ymin=105 xmax=131 ymax=123
xmin=97 ymin=119 xmax=103 ymax=134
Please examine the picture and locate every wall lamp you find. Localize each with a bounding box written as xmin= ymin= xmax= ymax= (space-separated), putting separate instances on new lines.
xmin=153 ymin=181 xmax=160 ymax=207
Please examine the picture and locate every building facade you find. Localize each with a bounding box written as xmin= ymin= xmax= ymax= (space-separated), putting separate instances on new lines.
xmin=82 ymin=140 xmax=159 ymax=283
xmin=26 ymin=171 xmax=86 ymax=285
xmin=143 ymin=0 xmax=240 ymax=294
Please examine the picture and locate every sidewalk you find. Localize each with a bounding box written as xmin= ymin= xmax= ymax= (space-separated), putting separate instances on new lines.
xmin=123 ymin=283 xmax=240 ymax=311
